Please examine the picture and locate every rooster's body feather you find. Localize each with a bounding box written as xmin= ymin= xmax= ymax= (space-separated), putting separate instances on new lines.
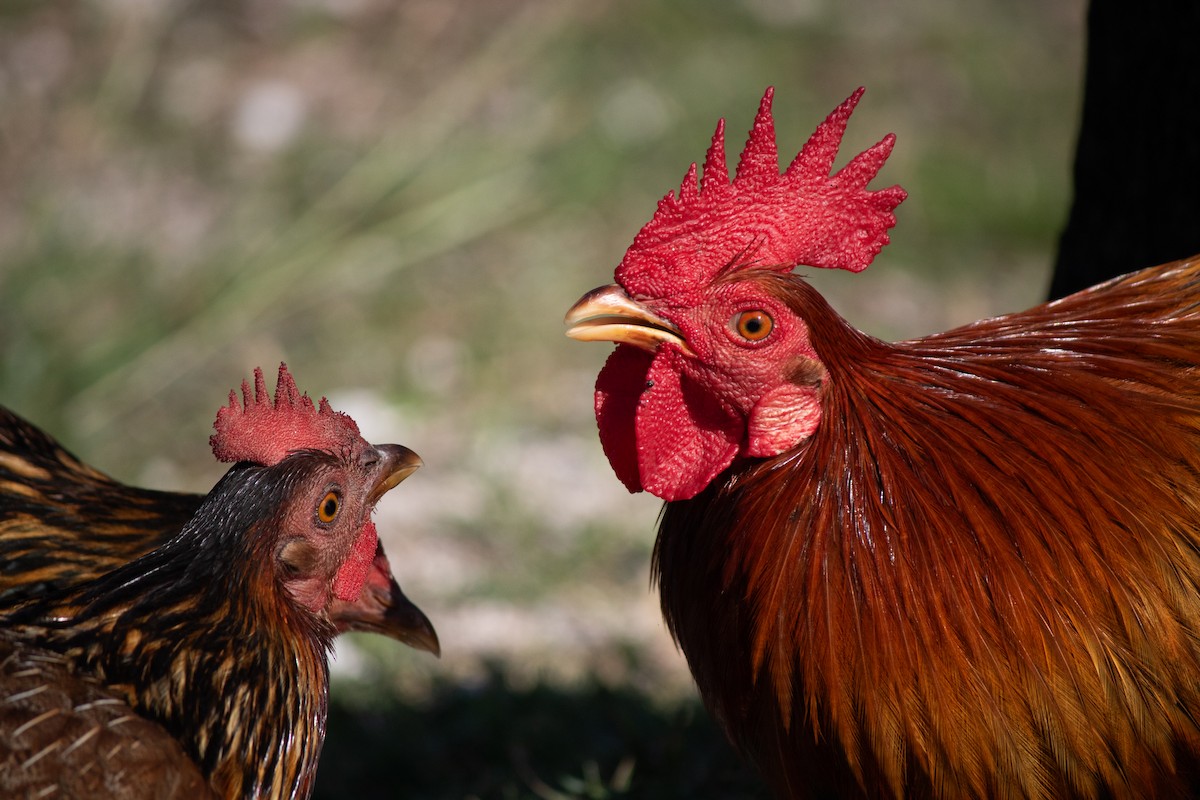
xmin=657 ymin=262 xmax=1200 ymax=798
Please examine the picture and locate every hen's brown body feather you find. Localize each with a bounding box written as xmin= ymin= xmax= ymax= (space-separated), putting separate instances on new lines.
xmin=656 ymin=256 xmax=1200 ymax=798
xmin=0 ymin=636 xmax=215 ymax=799
xmin=0 ymin=408 xmax=201 ymax=608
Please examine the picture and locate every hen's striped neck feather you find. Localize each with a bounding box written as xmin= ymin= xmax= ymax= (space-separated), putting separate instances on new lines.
xmin=3 ymin=457 xmax=337 ymax=799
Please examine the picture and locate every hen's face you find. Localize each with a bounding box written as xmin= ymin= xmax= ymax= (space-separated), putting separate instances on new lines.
xmin=273 ymin=445 xmax=421 ymax=615
xmin=566 ymin=274 xmax=825 ymax=501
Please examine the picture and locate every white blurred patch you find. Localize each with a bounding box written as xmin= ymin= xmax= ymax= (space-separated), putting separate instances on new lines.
xmin=232 ymin=79 xmax=307 ymax=152
xmin=329 ymin=637 xmax=369 ymax=679
xmin=324 ymin=388 xmax=408 ymax=444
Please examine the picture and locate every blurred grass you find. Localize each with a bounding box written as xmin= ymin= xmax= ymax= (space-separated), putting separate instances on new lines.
xmin=0 ymin=0 xmax=1085 ymax=797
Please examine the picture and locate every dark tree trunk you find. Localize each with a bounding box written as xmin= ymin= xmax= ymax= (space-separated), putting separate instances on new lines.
xmin=1049 ymin=0 xmax=1200 ymax=301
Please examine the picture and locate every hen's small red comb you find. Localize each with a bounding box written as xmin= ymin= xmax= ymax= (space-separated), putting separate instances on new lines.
xmin=615 ymin=87 xmax=907 ymax=298
xmin=210 ymin=363 xmax=363 ymax=466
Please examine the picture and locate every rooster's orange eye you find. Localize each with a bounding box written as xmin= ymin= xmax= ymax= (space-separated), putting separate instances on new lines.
xmin=733 ymin=310 xmax=773 ymax=342
xmin=317 ymin=492 xmax=340 ymax=524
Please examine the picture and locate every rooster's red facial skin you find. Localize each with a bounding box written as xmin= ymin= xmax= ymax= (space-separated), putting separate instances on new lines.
xmin=579 ymin=276 xmax=825 ymax=501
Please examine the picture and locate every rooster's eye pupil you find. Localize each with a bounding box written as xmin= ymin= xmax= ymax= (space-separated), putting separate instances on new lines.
xmin=734 ymin=310 xmax=774 ymax=342
xmin=318 ymin=492 xmax=340 ymax=523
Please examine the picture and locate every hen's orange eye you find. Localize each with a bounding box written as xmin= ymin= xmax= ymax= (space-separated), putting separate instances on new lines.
xmin=734 ymin=310 xmax=773 ymax=341
xmin=317 ymin=492 xmax=340 ymax=524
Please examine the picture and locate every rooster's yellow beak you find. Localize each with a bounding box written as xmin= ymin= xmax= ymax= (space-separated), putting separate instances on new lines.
xmin=564 ymin=284 xmax=692 ymax=356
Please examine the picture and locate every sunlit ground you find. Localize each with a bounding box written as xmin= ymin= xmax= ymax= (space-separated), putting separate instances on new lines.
xmin=0 ymin=1 xmax=1084 ymax=796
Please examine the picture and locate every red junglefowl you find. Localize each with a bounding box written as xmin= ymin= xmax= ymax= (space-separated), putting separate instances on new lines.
xmin=0 ymin=403 xmax=438 ymax=652
xmin=0 ymin=364 xmax=426 ymax=798
xmin=566 ymin=87 xmax=1200 ymax=799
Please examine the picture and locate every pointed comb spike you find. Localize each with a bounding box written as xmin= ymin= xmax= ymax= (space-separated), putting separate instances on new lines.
xmin=253 ymin=368 xmax=268 ymax=405
xmin=274 ymin=364 xmax=298 ymax=407
xmin=210 ymin=362 xmax=364 ymax=466
xmin=614 ymin=86 xmax=906 ymax=294
xmin=831 ymin=133 xmax=896 ymax=191
xmin=734 ymin=87 xmax=779 ymax=186
xmin=786 ymin=87 xmax=864 ymax=184
xmin=700 ymin=118 xmax=729 ymax=195
xmin=679 ymin=162 xmax=700 ymax=204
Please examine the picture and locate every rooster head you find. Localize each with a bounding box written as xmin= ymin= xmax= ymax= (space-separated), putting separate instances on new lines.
xmin=565 ymin=88 xmax=906 ymax=501
xmin=211 ymin=364 xmax=438 ymax=654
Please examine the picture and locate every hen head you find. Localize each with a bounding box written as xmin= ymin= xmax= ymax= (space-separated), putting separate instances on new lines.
xmin=211 ymin=364 xmax=422 ymax=615
xmin=566 ymin=88 xmax=906 ymax=501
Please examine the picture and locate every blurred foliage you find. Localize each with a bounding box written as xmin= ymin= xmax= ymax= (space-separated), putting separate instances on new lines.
xmin=0 ymin=0 xmax=1086 ymax=797
xmin=0 ymin=0 xmax=1082 ymax=473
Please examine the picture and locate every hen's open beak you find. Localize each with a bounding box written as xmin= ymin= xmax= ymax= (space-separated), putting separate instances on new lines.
xmin=564 ymin=284 xmax=692 ymax=356
xmin=330 ymin=544 xmax=440 ymax=656
xmin=333 ymin=443 xmax=439 ymax=656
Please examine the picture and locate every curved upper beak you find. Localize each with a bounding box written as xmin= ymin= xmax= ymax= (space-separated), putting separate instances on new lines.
xmin=368 ymin=444 xmax=423 ymax=505
xmin=335 ymin=442 xmax=439 ymax=656
xmin=564 ymin=284 xmax=692 ymax=356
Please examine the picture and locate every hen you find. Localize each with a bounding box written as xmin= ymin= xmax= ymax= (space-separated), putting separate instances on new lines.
xmin=0 ymin=364 xmax=426 ymax=798
xmin=566 ymin=88 xmax=1200 ymax=798
xmin=0 ymin=401 xmax=437 ymax=653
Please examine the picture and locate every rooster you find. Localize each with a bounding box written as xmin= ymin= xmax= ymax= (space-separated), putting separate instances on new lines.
xmin=0 ymin=402 xmax=437 ymax=654
xmin=566 ymin=88 xmax=1200 ymax=798
xmin=0 ymin=364 xmax=426 ymax=798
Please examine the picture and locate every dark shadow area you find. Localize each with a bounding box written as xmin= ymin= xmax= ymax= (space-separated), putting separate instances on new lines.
xmin=314 ymin=663 xmax=767 ymax=800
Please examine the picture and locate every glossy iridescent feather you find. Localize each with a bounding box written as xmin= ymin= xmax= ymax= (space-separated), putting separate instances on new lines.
xmin=1 ymin=455 xmax=337 ymax=798
xmin=654 ymin=259 xmax=1200 ymax=798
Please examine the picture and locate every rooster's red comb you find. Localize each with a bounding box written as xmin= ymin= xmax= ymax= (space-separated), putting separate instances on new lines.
xmin=615 ymin=87 xmax=907 ymax=298
xmin=210 ymin=363 xmax=363 ymax=465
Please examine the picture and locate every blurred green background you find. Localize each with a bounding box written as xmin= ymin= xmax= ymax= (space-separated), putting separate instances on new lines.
xmin=0 ymin=1 xmax=1083 ymax=797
